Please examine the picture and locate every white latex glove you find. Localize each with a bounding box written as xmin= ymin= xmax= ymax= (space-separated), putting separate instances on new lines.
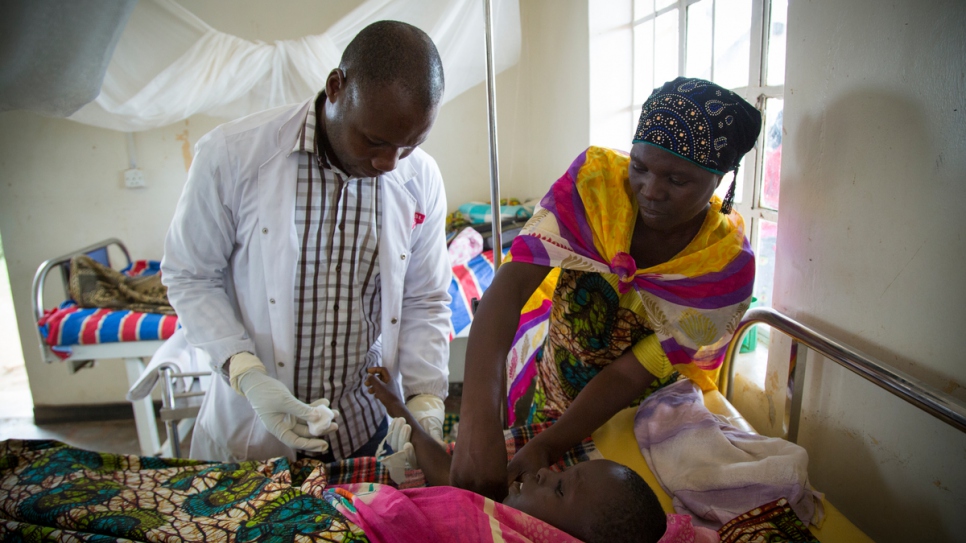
xmin=406 ymin=394 xmax=446 ymax=443
xmin=376 ymin=417 xmax=417 ymax=484
xmin=229 ymin=352 xmax=340 ymax=452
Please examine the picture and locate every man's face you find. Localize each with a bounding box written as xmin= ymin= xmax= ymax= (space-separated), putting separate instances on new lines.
xmin=628 ymin=142 xmax=722 ymax=234
xmin=502 ymin=460 xmax=624 ymax=540
xmin=321 ymin=70 xmax=437 ymax=179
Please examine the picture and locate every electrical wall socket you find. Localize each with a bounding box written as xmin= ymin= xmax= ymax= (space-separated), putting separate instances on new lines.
xmin=124 ymin=168 xmax=146 ymax=188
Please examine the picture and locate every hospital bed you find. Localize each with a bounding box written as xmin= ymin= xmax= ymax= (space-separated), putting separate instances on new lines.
xmin=28 ymin=231 xmax=497 ymax=461
xmin=6 ymin=305 xmax=962 ymax=541
xmin=31 ymin=238 xmax=181 ymax=456
xmin=592 ymin=306 xmax=966 ymax=542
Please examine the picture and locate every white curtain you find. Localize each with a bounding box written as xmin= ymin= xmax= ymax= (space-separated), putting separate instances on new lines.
xmin=67 ymin=0 xmax=521 ymax=132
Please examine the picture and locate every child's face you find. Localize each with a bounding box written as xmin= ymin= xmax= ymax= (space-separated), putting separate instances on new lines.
xmin=502 ymin=459 xmax=624 ymax=540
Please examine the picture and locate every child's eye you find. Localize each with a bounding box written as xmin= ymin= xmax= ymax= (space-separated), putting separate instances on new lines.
xmin=669 ymin=177 xmax=686 ymax=186
xmin=556 ymin=480 xmax=563 ymax=497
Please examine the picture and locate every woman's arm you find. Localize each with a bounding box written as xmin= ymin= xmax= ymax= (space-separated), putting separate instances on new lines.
xmin=450 ymin=261 xmax=552 ymax=502
xmin=506 ymin=349 xmax=657 ymax=481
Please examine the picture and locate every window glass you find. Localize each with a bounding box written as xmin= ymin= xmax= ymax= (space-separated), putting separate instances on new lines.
xmin=713 ymin=0 xmax=752 ymax=88
xmin=766 ymin=0 xmax=788 ymax=86
xmin=714 ymin=155 xmax=746 ymax=205
xmin=654 ymin=9 xmax=679 ymax=86
xmin=633 ymin=21 xmax=655 ymax=104
xmin=755 ymin=219 xmax=778 ymax=308
xmin=686 ymin=0 xmax=713 ymax=80
xmin=634 ymin=0 xmax=654 ymax=19
xmin=759 ymin=98 xmax=783 ymax=210
xmin=655 ymin=0 xmax=677 ymax=11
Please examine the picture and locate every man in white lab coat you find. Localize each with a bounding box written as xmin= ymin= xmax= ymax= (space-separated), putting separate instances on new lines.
xmin=161 ymin=21 xmax=452 ymax=462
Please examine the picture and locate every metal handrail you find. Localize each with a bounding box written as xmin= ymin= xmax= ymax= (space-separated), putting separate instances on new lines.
xmin=32 ymin=238 xmax=133 ymax=363
xmin=723 ymin=307 xmax=966 ymax=438
xmin=160 ymin=364 xmax=209 ymax=458
xmin=32 ymin=238 xmax=132 ymax=322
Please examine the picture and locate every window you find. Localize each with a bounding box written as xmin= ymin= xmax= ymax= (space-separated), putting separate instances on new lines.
xmin=632 ymin=0 xmax=787 ymax=311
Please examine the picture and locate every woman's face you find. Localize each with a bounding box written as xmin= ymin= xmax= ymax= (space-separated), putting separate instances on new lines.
xmin=628 ymin=143 xmax=722 ymax=234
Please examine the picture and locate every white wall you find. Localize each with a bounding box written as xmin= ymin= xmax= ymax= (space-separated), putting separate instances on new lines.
xmin=425 ymin=0 xmax=591 ymax=204
xmin=0 ymin=0 xmax=589 ymax=408
xmin=778 ymin=1 xmax=966 ymax=540
xmin=0 ymin=111 xmax=223 ymax=404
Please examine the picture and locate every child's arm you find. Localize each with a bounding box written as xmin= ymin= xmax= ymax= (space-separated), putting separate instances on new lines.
xmin=365 ymin=367 xmax=453 ymax=486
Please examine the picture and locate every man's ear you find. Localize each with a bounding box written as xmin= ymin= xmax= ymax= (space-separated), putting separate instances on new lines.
xmin=325 ymin=68 xmax=346 ymax=102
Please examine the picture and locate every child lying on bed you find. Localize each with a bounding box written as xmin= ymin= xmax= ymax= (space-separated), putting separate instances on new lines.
xmin=364 ymin=367 xmax=669 ymax=543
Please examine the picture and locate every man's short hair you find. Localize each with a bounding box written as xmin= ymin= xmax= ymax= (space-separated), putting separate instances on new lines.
xmin=339 ymin=20 xmax=445 ymax=110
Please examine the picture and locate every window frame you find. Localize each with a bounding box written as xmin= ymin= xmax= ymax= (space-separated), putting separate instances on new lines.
xmin=631 ymin=0 xmax=784 ymax=297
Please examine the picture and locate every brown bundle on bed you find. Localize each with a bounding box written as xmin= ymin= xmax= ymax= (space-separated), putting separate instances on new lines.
xmin=68 ymin=254 xmax=175 ymax=315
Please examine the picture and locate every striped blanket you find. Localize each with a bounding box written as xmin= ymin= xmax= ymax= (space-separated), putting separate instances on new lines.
xmin=447 ymin=249 xmax=505 ymax=337
xmin=42 ymin=252 xmax=504 ymax=354
xmin=37 ymin=260 xmax=179 ymax=358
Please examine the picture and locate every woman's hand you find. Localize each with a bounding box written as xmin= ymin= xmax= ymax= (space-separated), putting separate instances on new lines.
xmin=450 ymin=422 xmax=511 ymax=502
xmin=506 ymin=438 xmax=555 ymax=486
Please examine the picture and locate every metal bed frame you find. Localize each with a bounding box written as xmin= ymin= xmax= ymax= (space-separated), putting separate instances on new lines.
xmin=157 ymin=363 xmax=208 ymax=458
xmin=31 ymin=237 xmax=199 ymax=457
xmin=721 ymin=307 xmax=966 ymax=442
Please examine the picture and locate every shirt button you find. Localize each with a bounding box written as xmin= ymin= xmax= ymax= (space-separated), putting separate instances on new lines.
xmin=330 ymin=340 xmax=337 ymax=347
xmin=391 ymin=317 xmax=398 ymax=324
xmin=335 ymin=265 xmax=341 ymax=272
xmin=262 ymin=227 xmax=268 ymax=234
xmin=338 ymin=223 xmax=344 ymax=231
xmin=400 ymin=254 xmax=406 ymax=260
xmin=333 ymin=304 xmax=339 ymax=311
xmin=277 ymin=361 xmax=285 ymax=367
xmin=269 ymin=298 xmax=275 ymax=304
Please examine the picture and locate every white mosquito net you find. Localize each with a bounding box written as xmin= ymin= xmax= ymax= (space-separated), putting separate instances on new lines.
xmin=1 ymin=0 xmax=520 ymax=132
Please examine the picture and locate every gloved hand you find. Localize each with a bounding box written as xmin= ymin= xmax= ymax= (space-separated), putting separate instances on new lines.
xmin=405 ymin=393 xmax=446 ymax=443
xmin=229 ymin=352 xmax=340 ymax=452
xmin=376 ymin=417 xmax=417 ymax=484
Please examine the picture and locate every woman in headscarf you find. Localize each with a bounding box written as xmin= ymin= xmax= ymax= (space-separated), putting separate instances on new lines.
xmin=452 ymin=77 xmax=763 ymax=501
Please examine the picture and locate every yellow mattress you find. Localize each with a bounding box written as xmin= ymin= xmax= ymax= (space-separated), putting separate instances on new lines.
xmin=591 ymin=391 xmax=872 ymax=542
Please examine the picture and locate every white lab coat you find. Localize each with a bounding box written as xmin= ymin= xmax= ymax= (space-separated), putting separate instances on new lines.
xmin=161 ymin=99 xmax=452 ymax=462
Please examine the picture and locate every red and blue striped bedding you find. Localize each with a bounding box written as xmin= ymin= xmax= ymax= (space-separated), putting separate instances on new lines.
xmin=37 ymin=260 xmax=179 ymax=358
xmin=447 ymin=249 xmax=508 ymax=336
xmin=40 ymin=253 xmax=501 ymax=357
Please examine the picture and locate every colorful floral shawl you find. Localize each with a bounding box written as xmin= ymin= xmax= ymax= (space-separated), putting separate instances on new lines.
xmin=509 ymin=147 xmax=754 ymax=386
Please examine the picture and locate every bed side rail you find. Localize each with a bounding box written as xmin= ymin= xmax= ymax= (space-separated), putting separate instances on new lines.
xmin=31 ymin=238 xmax=132 ymax=322
xmin=722 ymin=307 xmax=966 ymax=441
xmin=32 ymin=238 xmax=133 ymax=362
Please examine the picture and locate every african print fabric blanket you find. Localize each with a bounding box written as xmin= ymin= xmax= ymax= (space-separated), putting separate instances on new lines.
xmin=509 ymin=146 xmax=754 ymax=391
xmin=717 ymin=498 xmax=820 ymax=543
xmin=0 ymin=424 xmax=600 ymax=542
xmin=0 ymin=439 xmax=368 ymax=542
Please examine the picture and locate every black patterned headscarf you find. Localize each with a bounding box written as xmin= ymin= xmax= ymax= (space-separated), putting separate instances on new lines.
xmin=633 ymin=77 xmax=762 ymax=214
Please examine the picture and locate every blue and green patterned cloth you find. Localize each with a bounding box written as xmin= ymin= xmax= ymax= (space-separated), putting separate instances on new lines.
xmin=0 ymin=439 xmax=369 ymax=542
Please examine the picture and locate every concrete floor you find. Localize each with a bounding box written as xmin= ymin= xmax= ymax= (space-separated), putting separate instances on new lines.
xmin=0 ymin=358 xmax=157 ymax=456
xmin=0 ymin=416 xmax=149 ymax=456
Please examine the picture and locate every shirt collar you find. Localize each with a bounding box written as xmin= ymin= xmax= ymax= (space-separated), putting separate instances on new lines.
xmin=292 ymin=91 xmax=343 ymax=173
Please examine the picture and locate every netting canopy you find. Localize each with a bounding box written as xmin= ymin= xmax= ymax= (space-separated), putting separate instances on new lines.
xmin=0 ymin=0 xmax=520 ymax=132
